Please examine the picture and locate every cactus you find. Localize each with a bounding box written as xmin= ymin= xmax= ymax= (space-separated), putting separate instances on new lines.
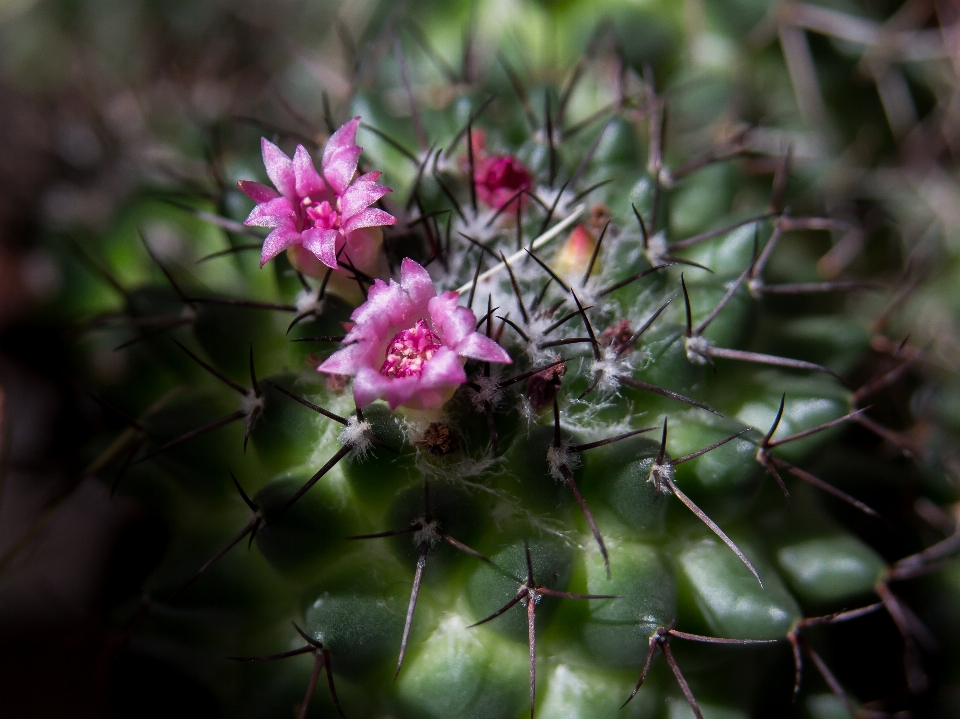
xmin=44 ymin=2 xmax=960 ymax=718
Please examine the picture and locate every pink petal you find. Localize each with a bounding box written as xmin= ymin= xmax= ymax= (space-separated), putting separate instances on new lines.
xmin=238 ymin=180 xmax=279 ymax=203
xmin=318 ymin=341 xmax=368 ymax=376
xmin=343 ymin=208 xmax=397 ymax=234
xmin=355 ymin=277 xmax=413 ymax=329
xmin=343 ymin=226 xmax=386 ymax=271
xmin=301 ymin=227 xmax=342 ymax=269
xmin=351 ymin=277 xmax=394 ymax=322
xmin=362 ymin=278 xmax=391 ymax=308
xmin=412 ymin=387 xmax=457 ymax=410
xmin=286 ymin=245 xmax=330 ymax=282
xmin=293 ymin=145 xmax=326 ymax=198
xmin=323 ymin=146 xmax=362 ymax=195
xmin=347 ymin=280 xmax=410 ymax=332
xmin=261 ymin=138 xmax=296 ymax=198
xmin=400 ymin=258 xmax=435 ymax=309
xmin=427 ymin=291 xmax=459 ymax=331
xmin=353 ymin=367 xmax=394 ymax=408
xmin=260 ymin=224 xmax=303 ymax=267
xmin=341 ymin=178 xmax=392 ymax=218
xmin=244 ymin=196 xmax=294 ymax=228
xmin=419 ymin=346 xmax=467 ymax=389
xmin=436 ymin=304 xmax=475 ymax=349
xmin=322 ymin=117 xmax=361 ymax=168
xmin=380 ymin=374 xmax=420 ymax=410
xmin=456 ymin=332 xmax=513 ymax=364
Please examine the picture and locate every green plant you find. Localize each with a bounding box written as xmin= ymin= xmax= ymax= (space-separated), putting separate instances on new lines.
xmin=48 ymin=3 xmax=960 ymax=718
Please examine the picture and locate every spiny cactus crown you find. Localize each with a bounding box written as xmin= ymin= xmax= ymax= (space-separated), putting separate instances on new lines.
xmin=59 ymin=14 xmax=960 ymax=719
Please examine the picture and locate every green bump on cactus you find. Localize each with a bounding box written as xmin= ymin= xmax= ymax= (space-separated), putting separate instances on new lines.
xmin=582 ymin=435 xmax=667 ymax=535
xmin=339 ymin=403 xmax=417 ymax=506
xmin=537 ymin=662 xmax=660 ymax=719
xmin=676 ymin=537 xmax=801 ymax=640
xmin=304 ymin=591 xmax=405 ymax=680
xmin=254 ymin=472 xmax=355 ymax=580
xmin=581 ymin=540 xmax=675 ymax=668
xmin=467 ymin=540 xmax=574 ymax=638
xmin=775 ymin=534 xmax=886 ymax=606
xmin=396 ymin=614 xmax=528 ymax=719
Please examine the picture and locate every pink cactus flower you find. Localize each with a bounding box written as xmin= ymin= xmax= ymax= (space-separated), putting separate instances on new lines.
xmin=475 ymin=154 xmax=533 ymax=212
xmin=464 ymin=129 xmax=533 ymax=213
xmin=319 ymin=258 xmax=512 ymax=410
xmin=238 ymin=117 xmax=396 ymax=271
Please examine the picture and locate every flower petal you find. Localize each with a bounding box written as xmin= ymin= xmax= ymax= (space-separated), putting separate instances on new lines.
xmin=378 ymin=284 xmax=412 ymax=328
xmin=323 ymin=146 xmax=362 ymax=196
xmin=411 ymin=386 xmax=458 ymax=411
xmin=343 ymin=207 xmax=397 ymax=234
xmin=400 ymin=258 xmax=435 ymax=309
xmin=380 ymin=374 xmax=420 ymax=410
xmin=261 ymin=138 xmax=296 ymax=198
xmin=244 ymin=196 xmax=294 ymax=228
xmin=436 ymin=304 xmax=476 ymax=349
xmin=427 ymin=291 xmax=460 ymax=332
xmin=343 ymin=226 xmax=385 ymax=271
xmin=322 ymin=117 xmax=361 ymax=168
xmin=260 ymin=224 xmax=302 ymax=267
xmin=293 ymin=145 xmax=326 ymax=198
xmin=341 ymin=177 xmax=391 ymax=218
xmin=419 ymin=346 xmax=467 ymax=390
xmin=238 ymin=180 xmax=279 ymax=203
xmin=355 ymin=277 xmax=412 ymax=329
xmin=318 ymin=341 xmax=368 ymax=377
xmin=455 ymin=332 xmax=513 ymax=364
xmin=301 ymin=227 xmax=342 ymax=269
xmin=352 ymin=367 xmax=394 ymax=408
xmin=360 ymin=277 xmax=391 ymax=310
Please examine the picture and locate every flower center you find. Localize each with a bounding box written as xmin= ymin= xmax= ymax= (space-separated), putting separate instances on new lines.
xmin=302 ymin=198 xmax=340 ymax=231
xmin=380 ymin=319 xmax=442 ymax=378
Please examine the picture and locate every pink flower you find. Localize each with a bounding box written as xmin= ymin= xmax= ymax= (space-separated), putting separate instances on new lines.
xmin=238 ymin=117 xmax=396 ymax=270
xmin=319 ymin=258 xmax=512 ymax=410
xmin=460 ymin=128 xmax=534 ymax=214
xmin=475 ymin=154 xmax=533 ymax=212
